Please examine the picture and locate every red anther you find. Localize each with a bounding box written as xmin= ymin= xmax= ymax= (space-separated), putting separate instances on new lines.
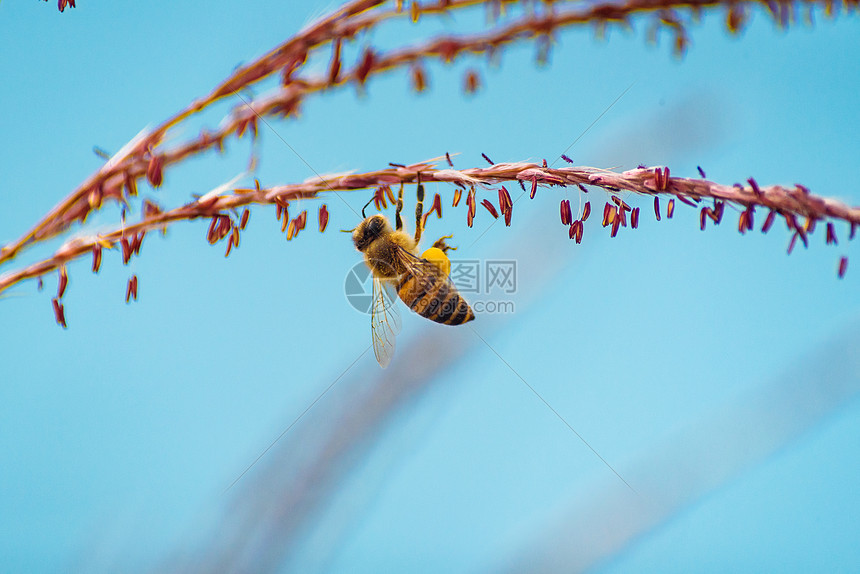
xmin=208 ymin=216 xmax=219 ymax=243
xmin=560 ymin=200 xmax=572 ymax=226
xmin=464 ymin=69 xmax=480 ymax=94
xmin=499 ymin=186 xmax=512 ymax=214
xmin=384 ymin=185 xmax=396 ymax=205
xmin=610 ymin=214 xmax=621 ymax=237
xmin=128 ymin=275 xmax=138 ymax=301
xmin=92 ymin=246 xmax=102 ymax=273
xmin=328 ymin=38 xmax=342 ymax=85
xmin=432 ymin=193 xmax=443 ymax=219
xmin=218 ymin=215 xmax=232 ymax=240
xmin=826 ymin=222 xmax=837 ymax=245
xmin=121 ymin=237 xmax=132 ymax=264
xmin=374 ymin=186 xmax=388 ymax=210
xmin=52 ymin=298 xmax=66 ymax=328
xmin=410 ymin=64 xmax=427 ymax=93
xmin=748 ymin=177 xmax=762 ymax=197
xmin=762 ymin=210 xmax=776 ymax=233
xmin=481 ymin=199 xmax=499 ymax=219
xmin=146 ymin=154 xmax=164 ymax=188
xmin=713 ymin=201 xmax=725 ymax=224
xmin=57 ymin=267 xmax=68 ymax=299
xmin=797 ymin=226 xmax=809 ymax=248
xmin=132 ymin=232 xmax=144 ymax=256
xmin=788 ymin=232 xmax=798 ymax=254
xmin=738 ymin=211 xmax=748 ymax=234
xmin=319 ymin=205 xmax=329 ymax=232
xmin=124 ymin=172 xmax=138 ymax=197
xmin=356 ymin=48 xmax=375 ymax=85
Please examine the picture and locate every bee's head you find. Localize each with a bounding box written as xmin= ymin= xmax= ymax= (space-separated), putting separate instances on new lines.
xmin=353 ymin=214 xmax=391 ymax=252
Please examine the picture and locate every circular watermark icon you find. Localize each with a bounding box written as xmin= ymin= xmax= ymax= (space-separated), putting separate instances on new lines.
xmin=345 ymin=258 xmax=520 ymax=317
xmin=344 ymin=261 xmax=374 ymax=314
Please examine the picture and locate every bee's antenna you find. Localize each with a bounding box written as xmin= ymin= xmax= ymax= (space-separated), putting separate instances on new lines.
xmin=339 ymin=228 xmax=356 ymax=233
xmin=361 ymin=197 xmax=374 ymax=219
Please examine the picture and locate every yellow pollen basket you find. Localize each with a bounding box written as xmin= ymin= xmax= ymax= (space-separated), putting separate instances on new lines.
xmin=421 ymin=247 xmax=450 ymax=276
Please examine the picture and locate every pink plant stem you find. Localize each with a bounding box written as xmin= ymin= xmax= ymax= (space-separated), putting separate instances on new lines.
xmin=4 ymin=0 xmax=840 ymax=266
xmin=1 ymin=160 xmax=857 ymax=295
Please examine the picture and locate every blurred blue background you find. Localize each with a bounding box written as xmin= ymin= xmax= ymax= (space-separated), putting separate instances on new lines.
xmin=1 ymin=1 xmax=858 ymax=572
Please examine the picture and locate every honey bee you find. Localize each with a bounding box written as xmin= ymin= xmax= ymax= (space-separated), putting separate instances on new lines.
xmin=353 ymin=177 xmax=475 ymax=368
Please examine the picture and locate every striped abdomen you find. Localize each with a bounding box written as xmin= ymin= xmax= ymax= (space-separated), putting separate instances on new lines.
xmin=397 ymin=269 xmax=475 ymax=325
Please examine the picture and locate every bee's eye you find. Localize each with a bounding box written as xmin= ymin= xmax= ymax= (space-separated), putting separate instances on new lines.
xmin=368 ymin=216 xmax=385 ymax=236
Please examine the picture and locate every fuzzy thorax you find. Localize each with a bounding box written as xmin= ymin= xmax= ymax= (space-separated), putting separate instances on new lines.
xmin=353 ymin=214 xmax=417 ymax=278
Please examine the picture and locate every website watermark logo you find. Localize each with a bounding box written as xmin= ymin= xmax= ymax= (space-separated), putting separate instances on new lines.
xmin=344 ymin=259 xmax=517 ymax=315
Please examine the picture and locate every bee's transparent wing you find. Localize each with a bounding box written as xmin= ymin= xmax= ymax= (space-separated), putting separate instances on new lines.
xmin=371 ymin=277 xmax=402 ymax=368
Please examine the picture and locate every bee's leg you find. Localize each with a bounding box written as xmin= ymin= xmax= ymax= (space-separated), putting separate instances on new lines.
xmin=432 ymin=234 xmax=456 ymax=253
xmin=361 ymin=196 xmax=375 ymax=219
xmin=395 ymin=183 xmax=404 ymax=231
xmin=414 ymin=174 xmax=425 ymax=244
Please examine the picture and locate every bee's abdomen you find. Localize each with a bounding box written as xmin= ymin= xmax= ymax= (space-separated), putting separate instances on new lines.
xmin=398 ymin=272 xmax=475 ymax=325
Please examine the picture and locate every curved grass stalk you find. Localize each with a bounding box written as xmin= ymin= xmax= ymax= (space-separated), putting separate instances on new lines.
xmin=4 ymin=0 xmax=850 ymax=266
xmin=1 ymin=159 xmax=856 ymax=299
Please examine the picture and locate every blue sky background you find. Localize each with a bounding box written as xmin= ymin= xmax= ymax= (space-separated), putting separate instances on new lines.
xmin=1 ymin=1 xmax=859 ymax=572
